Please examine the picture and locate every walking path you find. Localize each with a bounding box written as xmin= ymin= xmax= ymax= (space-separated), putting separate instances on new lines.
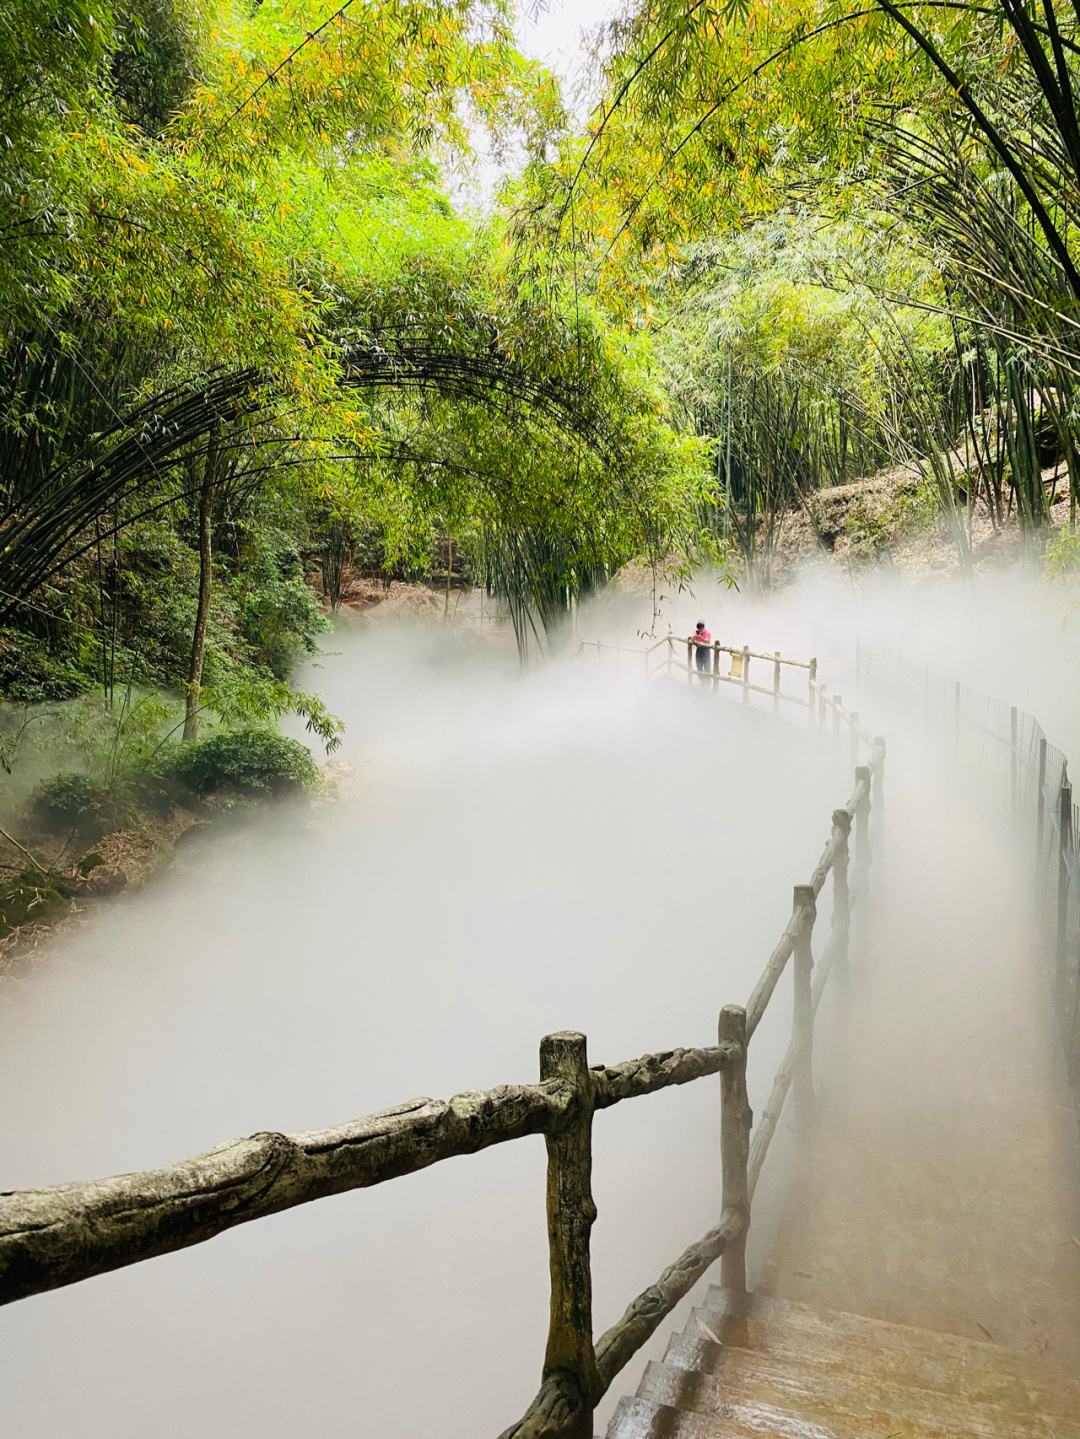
xmin=760 ymin=750 xmax=1080 ymax=1363
xmin=606 ymin=725 xmax=1080 ymax=1438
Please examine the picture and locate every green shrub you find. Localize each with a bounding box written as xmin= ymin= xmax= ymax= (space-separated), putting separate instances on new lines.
xmin=1046 ymin=524 xmax=1080 ymax=578
xmin=164 ymin=729 xmax=320 ymax=798
xmin=29 ymin=771 xmax=135 ymax=841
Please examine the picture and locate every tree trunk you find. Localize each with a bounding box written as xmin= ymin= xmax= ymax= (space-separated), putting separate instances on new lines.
xmin=183 ymin=431 xmax=220 ymax=743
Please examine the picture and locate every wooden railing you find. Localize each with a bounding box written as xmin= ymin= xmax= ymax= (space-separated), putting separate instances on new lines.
xmin=859 ymin=643 xmax=1078 ymax=1097
xmin=579 ymin=634 xmax=879 ymax=768
xmin=0 ymin=662 xmax=886 ymax=1439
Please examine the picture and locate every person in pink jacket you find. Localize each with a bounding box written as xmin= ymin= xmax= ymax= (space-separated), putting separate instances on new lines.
xmin=692 ymin=620 xmax=712 ymax=672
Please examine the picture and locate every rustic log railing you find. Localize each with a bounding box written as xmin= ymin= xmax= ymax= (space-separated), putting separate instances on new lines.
xmin=578 ymin=635 xmax=879 ymax=769
xmin=858 ymin=643 xmax=1079 ymax=1101
xmin=0 ymin=662 xmax=886 ymax=1439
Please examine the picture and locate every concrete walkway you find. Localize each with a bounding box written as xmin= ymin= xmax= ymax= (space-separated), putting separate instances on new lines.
xmin=758 ymin=750 xmax=1080 ymax=1366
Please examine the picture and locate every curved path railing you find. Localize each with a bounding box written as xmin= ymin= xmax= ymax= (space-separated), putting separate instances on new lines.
xmin=0 ymin=647 xmax=886 ymax=1439
xmin=858 ymin=643 xmax=1079 ymax=1103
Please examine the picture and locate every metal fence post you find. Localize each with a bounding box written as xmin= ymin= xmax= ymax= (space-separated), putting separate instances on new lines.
xmin=718 ymin=1005 xmax=751 ymax=1294
xmin=773 ymin=651 xmax=781 ymax=714
xmin=539 ymin=1032 xmax=600 ymax=1436
xmin=807 ymin=658 xmax=817 ymax=725
xmin=686 ymin=638 xmax=692 ymax=679
xmin=742 ymin=645 xmax=750 ymax=705
xmin=713 ymin=641 xmax=721 ymax=687
xmin=831 ymin=810 xmax=851 ymax=981
xmin=793 ymin=885 xmax=817 ymax=1121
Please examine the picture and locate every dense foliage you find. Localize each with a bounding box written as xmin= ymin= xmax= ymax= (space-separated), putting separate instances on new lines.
xmin=5 ymin=0 xmax=1080 ymax=886
xmin=0 ymin=0 xmax=702 ymax=709
xmin=512 ymin=0 xmax=1080 ymax=569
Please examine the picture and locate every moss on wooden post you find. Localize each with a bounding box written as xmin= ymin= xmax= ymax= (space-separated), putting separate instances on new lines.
xmin=792 ymin=885 xmax=817 ymax=1121
xmin=540 ymin=1032 xmax=599 ymax=1437
xmin=718 ymin=1005 xmax=751 ymax=1294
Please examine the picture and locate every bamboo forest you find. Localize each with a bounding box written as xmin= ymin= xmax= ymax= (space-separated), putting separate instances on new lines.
xmin=4 ymin=2 xmax=1080 ymax=1437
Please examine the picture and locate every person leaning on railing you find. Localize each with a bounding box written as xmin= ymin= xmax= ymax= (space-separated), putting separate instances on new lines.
xmin=692 ymin=620 xmax=712 ymax=672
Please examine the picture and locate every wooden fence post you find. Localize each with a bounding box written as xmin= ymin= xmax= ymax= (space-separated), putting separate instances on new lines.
xmin=831 ymin=810 xmax=852 ymax=981
xmin=1057 ymin=777 xmax=1073 ymax=1010
xmin=818 ymin=681 xmax=828 ymax=731
xmin=742 ymin=646 xmax=750 ymax=705
xmin=773 ymin=652 xmax=781 ymax=713
xmin=713 ymin=642 xmax=721 ymax=686
xmin=807 ymin=658 xmax=817 ymax=725
xmin=793 ymin=885 xmax=817 ymax=1120
xmin=872 ymin=738 xmax=886 ymax=859
xmin=849 ymin=712 xmax=859 ymax=770
xmin=686 ymin=638 xmax=692 ymax=679
xmin=854 ymin=764 xmax=872 ymax=894
xmin=718 ymin=1005 xmax=752 ymax=1294
xmin=539 ymin=1032 xmax=600 ymax=1435
xmin=832 ymin=693 xmax=842 ymax=739
xmin=1036 ymin=735 xmax=1047 ymax=889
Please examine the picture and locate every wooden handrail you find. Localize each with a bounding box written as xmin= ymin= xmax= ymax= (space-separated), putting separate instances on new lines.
xmin=0 ymin=1045 xmax=741 ymax=1309
xmin=682 ymin=636 xmax=814 ymax=670
xmin=0 ymin=1082 xmax=573 ymax=1306
xmin=871 ymin=644 xmax=1079 ymax=1093
xmin=592 ymin=1043 xmax=738 ymax=1108
xmin=0 ymin=667 xmax=887 ymax=1439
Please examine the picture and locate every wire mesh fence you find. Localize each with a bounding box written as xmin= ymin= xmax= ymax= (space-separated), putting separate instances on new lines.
xmin=859 ymin=646 xmax=1080 ymax=1103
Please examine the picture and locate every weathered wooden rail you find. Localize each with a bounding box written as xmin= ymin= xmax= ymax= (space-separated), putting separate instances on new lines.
xmin=579 ymin=634 xmax=878 ymax=768
xmin=0 ymin=654 xmax=885 ymax=1439
xmin=858 ymin=643 xmax=1079 ymax=1100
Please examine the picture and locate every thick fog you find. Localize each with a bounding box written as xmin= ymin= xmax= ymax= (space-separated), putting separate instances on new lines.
xmin=1 ymin=562 xmax=1078 ymax=1434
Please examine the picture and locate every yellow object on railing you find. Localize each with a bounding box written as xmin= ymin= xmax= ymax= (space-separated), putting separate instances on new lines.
xmin=729 ymin=650 xmax=746 ymax=680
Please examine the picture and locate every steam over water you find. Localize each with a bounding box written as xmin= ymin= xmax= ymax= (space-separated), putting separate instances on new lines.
xmin=1 ymin=566 xmax=1079 ymax=1434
